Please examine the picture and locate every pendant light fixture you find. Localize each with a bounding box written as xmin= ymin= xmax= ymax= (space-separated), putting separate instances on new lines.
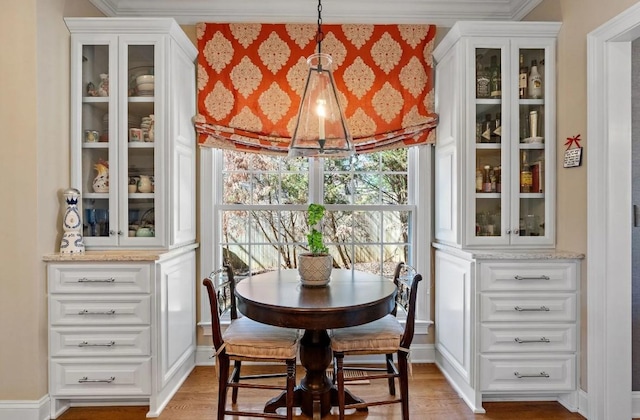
xmin=288 ymin=0 xmax=354 ymax=157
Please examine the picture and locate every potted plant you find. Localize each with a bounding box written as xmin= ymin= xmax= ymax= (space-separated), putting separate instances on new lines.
xmin=298 ymin=203 xmax=333 ymax=287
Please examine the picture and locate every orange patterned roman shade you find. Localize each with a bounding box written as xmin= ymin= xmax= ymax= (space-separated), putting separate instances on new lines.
xmin=194 ymin=23 xmax=438 ymax=155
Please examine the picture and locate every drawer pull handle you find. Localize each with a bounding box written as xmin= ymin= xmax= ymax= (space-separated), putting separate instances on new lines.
xmin=78 ymin=376 xmax=115 ymax=383
xmin=78 ymin=341 xmax=116 ymax=347
xmin=514 ymin=371 xmax=550 ymax=379
xmin=514 ymin=305 xmax=550 ymax=312
xmin=77 ymin=277 xmax=115 ymax=283
xmin=514 ymin=275 xmax=550 ymax=281
xmin=78 ymin=309 xmax=116 ymax=315
xmin=514 ymin=337 xmax=550 ymax=344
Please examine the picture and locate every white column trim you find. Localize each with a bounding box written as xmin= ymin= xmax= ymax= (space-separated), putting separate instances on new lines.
xmin=586 ymin=3 xmax=640 ymax=419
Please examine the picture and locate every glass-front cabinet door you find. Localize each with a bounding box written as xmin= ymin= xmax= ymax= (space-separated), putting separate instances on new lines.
xmin=71 ymin=35 xmax=160 ymax=248
xmin=468 ymin=36 xmax=555 ymax=247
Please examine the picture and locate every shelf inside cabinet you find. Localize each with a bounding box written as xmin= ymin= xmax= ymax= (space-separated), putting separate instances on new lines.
xmin=82 ymin=143 xmax=109 ymax=149
xmin=476 ymin=193 xmax=501 ymax=199
xmin=128 ymin=142 xmax=155 ymax=149
xmin=129 ymin=193 xmax=154 ymax=199
xmin=520 ymin=193 xmax=545 ymax=199
xmin=519 ymin=98 xmax=544 ymax=106
xmin=476 ymin=143 xmax=502 ymax=150
xmin=84 ymin=192 xmax=109 ymax=199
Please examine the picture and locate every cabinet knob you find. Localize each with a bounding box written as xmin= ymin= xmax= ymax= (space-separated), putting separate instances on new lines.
xmin=117 ymin=230 xmax=123 ymax=236
xmin=513 ymin=229 xmax=520 ymax=235
xmin=506 ymin=229 xmax=512 ymax=234
xmin=109 ymin=230 xmax=115 ymax=236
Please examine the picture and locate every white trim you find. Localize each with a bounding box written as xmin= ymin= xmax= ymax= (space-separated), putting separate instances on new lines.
xmin=0 ymin=395 xmax=50 ymax=420
xmin=578 ymin=388 xmax=589 ymax=419
xmin=88 ymin=0 xmax=542 ymax=26
xmin=632 ymin=391 xmax=640 ymax=418
xmin=587 ymin=3 xmax=640 ymax=420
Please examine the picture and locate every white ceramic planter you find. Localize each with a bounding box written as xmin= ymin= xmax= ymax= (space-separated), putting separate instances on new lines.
xmin=298 ymin=254 xmax=333 ymax=287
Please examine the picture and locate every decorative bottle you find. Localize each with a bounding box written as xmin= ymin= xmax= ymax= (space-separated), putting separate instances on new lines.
xmin=60 ymin=188 xmax=85 ymax=254
xmin=520 ymin=152 xmax=533 ymax=193
xmin=519 ymin=53 xmax=528 ymax=99
xmin=475 ymin=57 xmax=490 ymax=98
xmin=528 ymin=60 xmax=543 ymax=99
xmin=482 ymin=165 xmax=492 ymax=193
xmin=489 ymin=55 xmax=501 ymax=98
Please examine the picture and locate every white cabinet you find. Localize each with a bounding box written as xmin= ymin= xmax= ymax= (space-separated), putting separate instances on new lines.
xmin=433 ymin=245 xmax=582 ymax=413
xmin=46 ymin=247 xmax=197 ymax=419
xmin=66 ymin=17 xmax=197 ymax=249
xmin=433 ymin=21 xmax=561 ymax=248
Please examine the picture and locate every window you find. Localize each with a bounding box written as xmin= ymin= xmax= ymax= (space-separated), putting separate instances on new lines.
xmin=200 ymin=146 xmax=432 ymax=326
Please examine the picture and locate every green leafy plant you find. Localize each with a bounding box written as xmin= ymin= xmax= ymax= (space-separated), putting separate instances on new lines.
xmin=306 ymin=203 xmax=328 ymax=255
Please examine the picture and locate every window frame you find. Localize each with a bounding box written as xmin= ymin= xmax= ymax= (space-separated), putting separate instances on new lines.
xmin=198 ymin=146 xmax=433 ymax=332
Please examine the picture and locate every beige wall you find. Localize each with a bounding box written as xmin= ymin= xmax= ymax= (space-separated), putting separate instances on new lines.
xmin=0 ymin=0 xmax=103 ymax=400
xmin=524 ymin=0 xmax=639 ymax=391
xmin=3 ymin=0 xmax=640 ymax=403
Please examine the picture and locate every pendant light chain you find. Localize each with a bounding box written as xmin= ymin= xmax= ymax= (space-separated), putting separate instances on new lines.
xmin=316 ymin=0 xmax=324 ymax=56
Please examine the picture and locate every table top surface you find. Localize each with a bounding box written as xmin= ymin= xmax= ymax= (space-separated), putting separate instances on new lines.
xmin=235 ymin=268 xmax=397 ymax=330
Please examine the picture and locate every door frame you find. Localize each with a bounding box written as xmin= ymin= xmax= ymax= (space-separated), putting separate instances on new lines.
xmin=587 ymin=3 xmax=640 ymax=419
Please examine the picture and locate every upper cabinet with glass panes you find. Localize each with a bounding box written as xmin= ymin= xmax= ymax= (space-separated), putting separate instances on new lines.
xmin=433 ymin=21 xmax=561 ymax=248
xmin=66 ymin=18 xmax=197 ymax=249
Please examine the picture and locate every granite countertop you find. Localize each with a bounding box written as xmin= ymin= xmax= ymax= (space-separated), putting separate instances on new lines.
xmin=43 ymin=243 xmax=198 ymax=262
xmin=432 ymin=242 xmax=584 ymax=260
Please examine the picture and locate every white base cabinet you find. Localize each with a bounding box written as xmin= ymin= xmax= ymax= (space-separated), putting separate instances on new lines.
xmin=433 ymin=244 xmax=583 ymax=413
xmin=45 ymin=246 xmax=197 ymax=419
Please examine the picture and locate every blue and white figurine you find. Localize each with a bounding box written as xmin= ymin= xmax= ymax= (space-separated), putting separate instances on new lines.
xmin=60 ymin=188 xmax=85 ymax=254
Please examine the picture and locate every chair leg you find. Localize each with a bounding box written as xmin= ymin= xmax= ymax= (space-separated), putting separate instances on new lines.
xmin=385 ymin=353 xmax=396 ymax=395
xmin=398 ymin=352 xmax=410 ymax=420
xmin=217 ymin=355 xmax=230 ymax=420
xmin=286 ymin=359 xmax=296 ymax=420
xmin=231 ymin=360 xmax=241 ymax=404
xmin=335 ymin=353 xmax=346 ymax=420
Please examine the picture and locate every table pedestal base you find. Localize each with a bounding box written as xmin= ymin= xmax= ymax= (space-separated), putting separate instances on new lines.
xmin=264 ymin=329 xmax=367 ymax=418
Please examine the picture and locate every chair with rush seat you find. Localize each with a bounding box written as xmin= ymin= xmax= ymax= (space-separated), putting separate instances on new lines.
xmin=203 ymin=264 xmax=301 ymax=420
xmin=330 ymin=262 xmax=422 ymax=420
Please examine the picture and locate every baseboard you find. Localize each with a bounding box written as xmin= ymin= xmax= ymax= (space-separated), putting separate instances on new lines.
xmin=632 ymin=390 xmax=640 ymax=418
xmin=578 ymin=388 xmax=588 ymax=419
xmin=0 ymin=395 xmax=50 ymax=420
xmin=195 ymin=343 xmax=436 ymax=366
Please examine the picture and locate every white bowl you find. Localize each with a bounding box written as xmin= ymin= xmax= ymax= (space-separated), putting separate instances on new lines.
xmin=136 ymin=74 xmax=154 ymax=85
xmin=137 ymin=83 xmax=155 ymax=92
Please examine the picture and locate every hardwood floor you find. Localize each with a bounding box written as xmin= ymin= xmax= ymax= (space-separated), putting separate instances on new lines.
xmin=57 ymin=364 xmax=585 ymax=419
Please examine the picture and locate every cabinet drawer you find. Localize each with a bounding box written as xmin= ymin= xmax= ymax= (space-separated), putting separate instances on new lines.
xmin=480 ymin=323 xmax=576 ymax=353
xmin=50 ymin=358 xmax=151 ymax=396
xmin=481 ymin=293 xmax=576 ymax=322
xmin=480 ymin=262 xmax=577 ymax=292
xmin=49 ymin=264 xmax=150 ymax=294
xmin=50 ymin=295 xmax=150 ymax=326
xmin=480 ymin=355 xmax=575 ymax=392
xmin=50 ymin=327 xmax=150 ymax=357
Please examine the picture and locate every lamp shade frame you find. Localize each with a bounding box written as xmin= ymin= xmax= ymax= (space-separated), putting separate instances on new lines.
xmin=289 ymin=53 xmax=354 ymax=158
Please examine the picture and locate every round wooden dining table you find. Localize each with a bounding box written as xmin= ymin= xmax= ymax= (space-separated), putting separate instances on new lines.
xmin=235 ymin=268 xmax=397 ymax=418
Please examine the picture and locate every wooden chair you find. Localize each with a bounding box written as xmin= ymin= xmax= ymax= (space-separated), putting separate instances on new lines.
xmin=203 ymin=264 xmax=300 ymax=420
xmin=330 ymin=262 xmax=422 ymax=420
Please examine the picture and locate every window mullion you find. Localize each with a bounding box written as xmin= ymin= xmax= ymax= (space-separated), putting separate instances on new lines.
xmin=309 ymin=157 xmax=323 ymax=203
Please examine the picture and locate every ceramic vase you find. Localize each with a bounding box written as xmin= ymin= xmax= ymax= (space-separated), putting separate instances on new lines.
xmin=60 ymin=188 xmax=85 ymax=254
xmin=137 ymin=175 xmax=153 ymax=193
xmin=92 ymin=161 xmax=109 ymax=193
xmin=97 ymin=73 xmax=109 ymax=97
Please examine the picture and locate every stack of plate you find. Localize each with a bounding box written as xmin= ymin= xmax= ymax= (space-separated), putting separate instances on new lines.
xmin=136 ymin=75 xmax=154 ymax=96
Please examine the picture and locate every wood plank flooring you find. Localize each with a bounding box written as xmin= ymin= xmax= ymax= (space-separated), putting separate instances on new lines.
xmin=57 ymin=364 xmax=585 ymax=420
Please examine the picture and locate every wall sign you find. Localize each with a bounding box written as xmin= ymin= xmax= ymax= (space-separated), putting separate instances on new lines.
xmin=563 ymin=134 xmax=583 ymax=168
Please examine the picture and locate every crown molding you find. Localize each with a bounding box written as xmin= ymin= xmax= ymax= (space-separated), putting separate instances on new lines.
xmin=89 ymin=0 xmax=542 ymax=26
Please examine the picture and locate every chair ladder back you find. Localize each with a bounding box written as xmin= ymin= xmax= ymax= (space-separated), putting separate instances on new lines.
xmin=203 ymin=264 xmax=238 ymax=352
xmin=392 ymin=262 xmax=417 ymax=315
xmin=399 ymin=272 xmax=422 ymax=350
xmin=210 ymin=264 xmax=238 ymax=320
